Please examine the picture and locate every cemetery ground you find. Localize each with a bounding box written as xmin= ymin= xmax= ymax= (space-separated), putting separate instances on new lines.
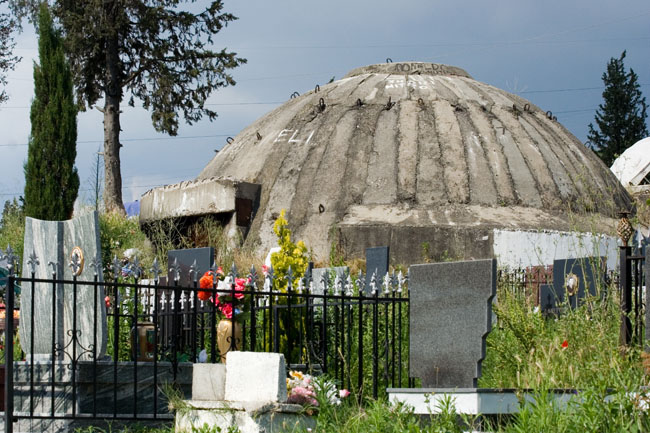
xmin=1 ymin=212 xmax=649 ymax=432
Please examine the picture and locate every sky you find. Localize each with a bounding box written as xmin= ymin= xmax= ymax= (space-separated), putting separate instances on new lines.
xmin=1 ymin=0 xmax=649 ymax=208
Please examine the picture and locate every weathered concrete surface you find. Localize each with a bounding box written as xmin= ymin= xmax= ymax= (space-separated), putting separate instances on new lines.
xmin=140 ymin=177 xmax=260 ymax=223
xmin=146 ymin=62 xmax=632 ymax=263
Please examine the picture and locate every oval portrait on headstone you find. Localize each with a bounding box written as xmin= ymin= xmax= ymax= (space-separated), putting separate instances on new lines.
xmin=70 ymin=246 xmax=85 ymax=276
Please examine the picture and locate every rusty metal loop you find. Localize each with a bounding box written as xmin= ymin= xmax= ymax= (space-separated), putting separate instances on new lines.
xmin=385 ymin=96 xmax=395 ymax=110
xmin=546 ymin=110 xmax=553 ymax=119
xmin=226 ymin=137 xmax=234 ymax=144
xmin=386 ymin=58 xmax=393 ymax=63
xmin=290 ymin=91 xmax=300 ymax=99
xmin=552 ymin=116 xmax=557 ymax=121
xmin=318 ymin=204 xmax=325 ymax=213
xmin=256 ymin=132 xmax=262 ymax=140
xmin=524 ymin=103 xmax=531 ymax=112
xmin=417 ymin=98 xmax=424 ymax=107
xmin=315 ymin=84 xmax=320 ymax=93
xmin=318 ymin=97 xmax=326 ymax=112
xmin=356 ymin=98 xmax=363 ymax=107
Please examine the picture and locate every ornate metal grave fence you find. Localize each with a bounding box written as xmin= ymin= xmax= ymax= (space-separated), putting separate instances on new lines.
xmin=0 ymin=246 xmax=410 ymax=432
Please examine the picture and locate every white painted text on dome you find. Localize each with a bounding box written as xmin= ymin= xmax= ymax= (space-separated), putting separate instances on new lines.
xmin=274 ymin=129 xmax=315 ymax=145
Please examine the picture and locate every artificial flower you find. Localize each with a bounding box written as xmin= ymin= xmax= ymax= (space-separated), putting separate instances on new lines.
xmin=561 ymin=339 xmax=568 ymax=349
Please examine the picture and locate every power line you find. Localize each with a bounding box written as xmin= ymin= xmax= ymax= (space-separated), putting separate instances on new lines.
xmin=0 ymin=133 xmax=236 ymax=147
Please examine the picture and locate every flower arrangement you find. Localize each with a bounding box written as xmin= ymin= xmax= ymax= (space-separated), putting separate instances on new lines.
xmin=198 ymin=268 xmax=251 ymax=322
xmin=286 ymin=371 xmax=318 ymax=407
xmin=286 ymin=370 xmax=350 ymax=410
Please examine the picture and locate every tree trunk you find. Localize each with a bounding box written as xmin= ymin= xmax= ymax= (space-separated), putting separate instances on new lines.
xmin=102 ymin=2 xmax=125 ymax=215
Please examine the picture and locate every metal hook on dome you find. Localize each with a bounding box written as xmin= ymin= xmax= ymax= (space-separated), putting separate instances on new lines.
xmin=226 ymin=137 xmax=234 ymax=145
xmin=318 ymin=98 xmax=326 ymax=112
xmin=356 ymin=98 xmax=364 ymax=107
xmin=523 ymin=103 xmax=531 ymax=113
xmin=256 ymin=132 xmax=262 ymax=140
xmin=385 ymin=96 xmax=395 ymax=111
xmin=546 ymin=110 xmax=553 ymax=120
xmin=290 ymin=91 xmax=300 ymax=99
xmin=318 ymin=204 xmax=325 ymax=214
xmin=417 ymin=98 xmax=425 ymax=108
xmin=315 ymin=84 xmax=320 ymax=93
xmin=386 ymin=58 xmax=393 ymax=63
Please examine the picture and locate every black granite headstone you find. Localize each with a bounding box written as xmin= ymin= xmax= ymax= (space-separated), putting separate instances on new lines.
xmin=409 ymin=259 xmax=496 ymax=388
xmin=552 ymin=256 xmax=605 ymax=309
xmin=167 ymin=247 xmax=215 ymax=287
xmin=365 ymin=246 xmax=389 ymax=292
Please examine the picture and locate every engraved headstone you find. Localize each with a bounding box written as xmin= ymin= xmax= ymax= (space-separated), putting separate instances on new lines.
xmin=365 ymin=246 xmax=389 ymax=293
xmin=552 ymin=256 xmax=605 ymax=309
xmin=409 ymin=259 xmax=496 ymax=388
xmin=167 ymin=247 xmax=215 ymax=287
xmin=311 ymin=267 xmax=349 ymax=294
xmin=19 ymin=211 xmax=106 ymax=361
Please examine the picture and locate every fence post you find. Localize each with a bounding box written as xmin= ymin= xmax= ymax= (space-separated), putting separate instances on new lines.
xmin=617 ymin=211 xmax=633 ymax=347
xmin=5 ymin=262 xmax=16 ymax=433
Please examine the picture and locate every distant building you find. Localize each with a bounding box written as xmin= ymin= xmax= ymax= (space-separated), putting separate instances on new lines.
xmin=141 ymin=62 xmax=632 ymax=268
xmin=611 ymin=137 xmax=650 ymax=192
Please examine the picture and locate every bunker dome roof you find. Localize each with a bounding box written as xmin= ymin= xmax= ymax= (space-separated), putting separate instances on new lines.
xmin=196 ymin=62 xmax=631 ymax=260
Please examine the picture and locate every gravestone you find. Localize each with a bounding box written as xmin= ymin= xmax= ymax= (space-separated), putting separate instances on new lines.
xmin=167 ymin=247 xmax=215 ymax=287
xmin=365 ymin=246 xmax=389 ymax=292
xmin=409 ymin=259 xmax=496 ymax=388
xmin=311 ymin=266 xmax=349 ymax=294
xmin=19 ymin=211 xmax=106 ymax=361
xmin=551 ymin=256 xmax=605 ymax=309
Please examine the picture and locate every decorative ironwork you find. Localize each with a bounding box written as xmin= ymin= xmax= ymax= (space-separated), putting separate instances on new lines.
xmin=69 ymin=250 xmax=83 ymax=276
xmin=131 ymin=256 xmax=143 ymax=279
xmin=27 ymin=250 xmax=39 ymax=274
xmin=111 ymin=255 xmax=121 ymax=277
xmin=169 ymin=258 xmax=181 ymax=282
xmin=150 ymin=257 xmax=162 ymax=282
xmin=617 ymin=211 xmax=634 ymax=247
xmin=2 ymin=245 xmax=18 ymax=274
xmin=189 ymin=259 xmax=198 ymax=283
xmin=89 ymin=256 xmax=102 ymax=276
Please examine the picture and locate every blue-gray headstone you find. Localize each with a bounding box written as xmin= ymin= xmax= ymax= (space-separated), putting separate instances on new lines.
xmin=552 ymin=256 xmax=605 ymax=309
xmin=167 ymin=247 xmax=215 ymax=287
xmin=19 ymin=212 xmax=106 ymax=361
xmin=409 ymin=259 xmax=496 ymax=388
xmin=365 ymin=246 xmax=389 ymax=292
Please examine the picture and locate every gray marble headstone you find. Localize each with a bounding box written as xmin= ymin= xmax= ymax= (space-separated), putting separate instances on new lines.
xmin=552 ymin=256 xmax=605 ymax=309
xmin=167 ymin=247 xmax=214 ymax=287
xmin=311 ymin=267 xmax=349 ymax=294
xmin=365 ymin=246 xmax=389 ymax=292
xmin=19 ymin=212 xmax=106 ymax=361
xmin=409 ymin=259 xmax=496 ymax=388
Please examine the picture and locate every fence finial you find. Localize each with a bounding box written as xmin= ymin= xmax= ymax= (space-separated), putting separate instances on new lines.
xmin=27 ymin=250 xmax=39 ymax=275
xmin=150 ymin=257 xmax=162 ymax=282
xmin=189 ymin=259 xmax=198 ymax=283
xmin=170 ymin=257 xmax=181 ymax=282
xmin=2 ymin=245 xmax=18 ymax=275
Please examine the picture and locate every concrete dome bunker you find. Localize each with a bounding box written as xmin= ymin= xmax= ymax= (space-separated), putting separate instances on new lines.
xmin=140 ymin=62 xmax=632 ymax=266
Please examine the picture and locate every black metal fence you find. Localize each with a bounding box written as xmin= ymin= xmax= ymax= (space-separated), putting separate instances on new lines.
xmin=0 ymin=248 xmax=409 ymax=432
xmin=618 ymin=245 xmax=647 ymax=347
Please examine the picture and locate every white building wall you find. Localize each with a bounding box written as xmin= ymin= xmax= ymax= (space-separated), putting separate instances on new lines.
xmin=492 ymin=229 xmax=619 ymax=270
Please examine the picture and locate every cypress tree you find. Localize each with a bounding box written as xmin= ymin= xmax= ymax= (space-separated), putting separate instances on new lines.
xmin=588 ymin=51 xmax=648 ymax=167
xmin=23 ymin=4 xmax=79 ymax=220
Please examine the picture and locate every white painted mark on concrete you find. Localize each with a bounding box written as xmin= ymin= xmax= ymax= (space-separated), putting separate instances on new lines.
xmin=274 ymin=129 xmax=315 ymax=145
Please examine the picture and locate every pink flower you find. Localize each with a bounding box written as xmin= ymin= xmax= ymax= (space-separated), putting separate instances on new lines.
xmin=104 ymin=296 xmax=111 ymax=308
xmin=219 ymin=303 xmax=233 ymax=319
xmin=234 ymin=278 xmax=246 ymax=300
xmin=339 ymin=389 xmax=350 ymax=398
xmin=262 ymin=265 xmax=269 ymax=276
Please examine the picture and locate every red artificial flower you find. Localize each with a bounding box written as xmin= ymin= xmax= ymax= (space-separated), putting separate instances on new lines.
xmin=198 ymin=271 xmax=215 ymax=301
xmin=561 ymin=340 xmax=568 ymax=349
xmin=104 ymin=296 xmax=111 ymax=308
xmin=234 ymin=278 xmax=247 ymax=300
xmin=219 ymin=303 xmax=233 ymax=319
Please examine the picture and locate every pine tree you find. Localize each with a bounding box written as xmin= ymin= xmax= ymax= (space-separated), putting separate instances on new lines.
xmin=23 ymin=4 xmax=79 ymax=220
xmin=588 ymin=51 xmax=648 ymax=167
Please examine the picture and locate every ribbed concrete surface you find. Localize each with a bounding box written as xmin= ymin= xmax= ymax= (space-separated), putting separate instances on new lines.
xmin=197 ymin=62 xmax=631 ymax=261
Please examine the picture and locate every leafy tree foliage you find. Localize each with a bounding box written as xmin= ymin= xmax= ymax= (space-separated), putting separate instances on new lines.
xmin=23 ymin=4 xmax=79 ymax=220
xmin=0 ymin=0 xmax=19 ymax=104
xmin=12 ymin=0 xmax=246 ymax=213
xmin=588 ymin=51 xmax=648 ymax=167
